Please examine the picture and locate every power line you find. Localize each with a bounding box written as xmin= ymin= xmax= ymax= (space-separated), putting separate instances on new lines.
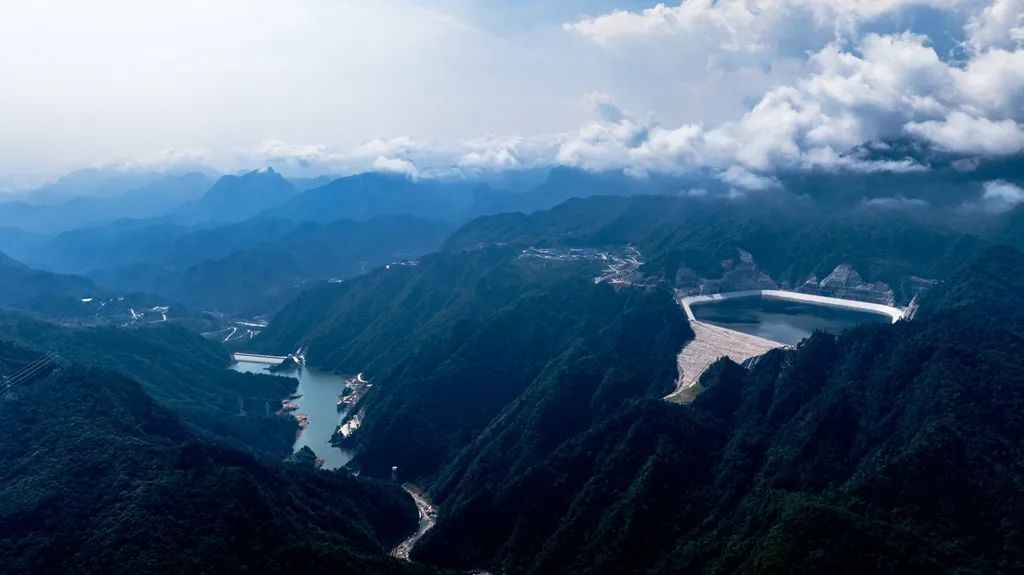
xmin=3 ymin=353 xmax=55 ymax=383
xmin=6 ymin=357 xmax=53 ymax=385
xmin=0 ymin=355 xmax=53 ymax=392
xmin=0 ymin=353 xmax=57 ymax=397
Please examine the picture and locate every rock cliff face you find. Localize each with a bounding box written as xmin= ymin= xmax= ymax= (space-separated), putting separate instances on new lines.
xmin=674 ymin=250 xmax=778 ymax=294
xmin=673 ymin=250 xmax=932 ymax=306
xmin=797 ymin=264 xmax=897 ymax=305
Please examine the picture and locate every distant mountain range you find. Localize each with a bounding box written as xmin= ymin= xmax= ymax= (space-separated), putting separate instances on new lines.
xmin=0 ymin=172 xmax=211 ymax=233
xmin=0 ymin=251 xmax=97 ymax=307
xmin=254 ymin=198 xmax=1024 ymax=573
xmin=91 ymin=215 xmax=455 ymax=314
xmin=1 ymin=150 xmax=1024 ymax=573
xmin=175 ymin=167 xmax=297 ymax=225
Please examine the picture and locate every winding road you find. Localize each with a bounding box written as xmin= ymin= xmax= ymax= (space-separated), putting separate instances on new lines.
xmin=390 ymin=484 xmax=437 ymax=561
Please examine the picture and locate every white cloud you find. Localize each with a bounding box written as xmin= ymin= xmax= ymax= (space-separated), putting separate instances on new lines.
xmin=719 ymin=166 xmax=780 ymax=190
xmin=0 ymin=1 xmax=602 ymax=177
xmin=218 ymin=138 xmax=435 ymax=177
xmin=976 ymin=179 xmax=1024 ymax=211
xmin=458 ymin=146 xmax=520 ymax=170
xmin=457 ymin=132 xmax=569 ymax=172
xmin=371 ymin=156 xmax=419 ymax=178
xmin=88 ymin=0 xmax=1024 ymax=185
xmin=861 ymin=195 xmax=931 ymax=209
xmin=555 ymin=94 xmax=657 ymax=171
xmin=952 ymin=157 xmax=982 ymax=171
xmin=556 ymin=6 xmax=1024 ymax=177
xmin=354 ymin=137 xmax=423 ymax=159
xmin=6 ymin=0 xmax=1022 ymax=186
xmin=905 ymin=112 xmax=1024 ymax=154
xmin=254 ymin=140 xmax=344 ymax=168
xmin=965 ymin=0 xmax=1024 ymax=51
xmin=553 ymin=34 xmax=951 ymax=174
xmin=566 ymin=0 xmax=970 ymax=49
xmin=952 ymin=47 xmax=1024 ymax=117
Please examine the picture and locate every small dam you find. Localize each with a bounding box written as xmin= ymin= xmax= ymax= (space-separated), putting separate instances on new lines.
xmin=231 ymin=348 xmax=306 ymax=367
xmin=231 ymin=353 xmax=289 ymax=365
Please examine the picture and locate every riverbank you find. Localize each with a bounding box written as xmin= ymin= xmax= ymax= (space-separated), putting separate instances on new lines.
xmin=230 ymin=361 xmax=354 ymax=470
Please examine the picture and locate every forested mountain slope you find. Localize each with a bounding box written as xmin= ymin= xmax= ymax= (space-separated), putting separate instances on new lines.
xmin=0 ymin=349 xmax=433 ymax=574
xmin=8 ymin=214 xmax=452 ymax=316
xmin=412 ymin=246 xmax=1024 ymax=574
xmin=0 ymin=251 xmax=97 ymax=308
xmin=256 ymin=245 xmax=691 ymax=479
xmin=0 ymin=314 xmax=299 ymax=458
xmin=94 ymin=215 xmax=454 ymax=314
xmin=446 ymin=194 xmax=994 ymax=304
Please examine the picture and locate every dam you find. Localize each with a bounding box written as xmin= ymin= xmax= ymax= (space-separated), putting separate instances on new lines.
xmin=679 ymin=290 xmax=905 ymax=324
xmin=666 ymin=290 xmax=905 ymax=403
xmin=231 ymin=348 xmax=306 ymax=367
xmin=231 ymin=353 xmax=289 ymax=365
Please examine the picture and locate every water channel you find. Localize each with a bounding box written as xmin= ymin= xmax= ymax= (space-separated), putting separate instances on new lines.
xmin=231 ymin=361 xmax=354 ymax=470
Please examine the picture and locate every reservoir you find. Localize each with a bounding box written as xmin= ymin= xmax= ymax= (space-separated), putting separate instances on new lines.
xmin=691 ymin=297 xmax=890 ymax=346
xmin=231 ymin=362 xmax=354 ymax=470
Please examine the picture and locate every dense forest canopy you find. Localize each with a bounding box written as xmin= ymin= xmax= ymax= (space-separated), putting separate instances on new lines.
xmin=411 ymin=245 xmax=1024 ymax=574
xmin=0 ymin=158 xmax=1022 ymax=574
xmin=4 ymin=0 xmax=1024 ymax=569
xmin=0 ymin=348 xmax=434 ymax=574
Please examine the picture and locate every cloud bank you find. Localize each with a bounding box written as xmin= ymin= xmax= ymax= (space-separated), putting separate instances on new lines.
xmin=550 ymin=0 xmax=1024 ymax=186
xmin=4 ymin=0 xmax=1022 ymax=189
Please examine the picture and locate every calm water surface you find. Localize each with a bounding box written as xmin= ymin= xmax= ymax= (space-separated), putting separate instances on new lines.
xmin=231 ymin=361 xmax=353 ymax=470
xmin=692 ymin=297 xmax=890 ymax=346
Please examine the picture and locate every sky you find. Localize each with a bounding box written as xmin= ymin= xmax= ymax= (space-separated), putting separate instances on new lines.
xmin=0 ymin=0 xmax=1021 ymax=187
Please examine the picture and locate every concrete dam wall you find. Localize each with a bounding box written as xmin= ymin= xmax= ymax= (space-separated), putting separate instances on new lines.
xmin=679 ymin=290 xmax=906 ymax=323
xmin=667 ymin=290 xmax=907 ymax=404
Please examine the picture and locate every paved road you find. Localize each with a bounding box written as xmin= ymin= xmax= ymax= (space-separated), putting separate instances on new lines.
xmin=390 ymin=484 xmax=438 ymax=561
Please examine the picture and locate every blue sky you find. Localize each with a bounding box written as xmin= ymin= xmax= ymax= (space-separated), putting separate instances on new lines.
xmin=0 ymin=0 xmax=1021 ymax=186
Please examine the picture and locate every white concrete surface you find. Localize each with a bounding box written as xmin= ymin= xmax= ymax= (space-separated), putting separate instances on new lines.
xmin=679 ymin=290 xmax=905 ymax=323
xmin=665 ymin=321 xmax=787 ymax=404
xmin=231 ymin=353 xmax=288 ymax=365
xmin=667 ymin=289 xmax=906 ymax=404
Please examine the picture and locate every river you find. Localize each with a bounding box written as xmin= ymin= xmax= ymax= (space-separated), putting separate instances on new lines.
xmin=691 ymin=297 xmax=890 ymax=346
xmin=231 ymin=361 xmax=354 ymax=470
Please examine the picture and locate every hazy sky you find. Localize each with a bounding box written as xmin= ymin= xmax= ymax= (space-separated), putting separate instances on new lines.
xmin=1 ymin=0 xmax=1021 ymax=185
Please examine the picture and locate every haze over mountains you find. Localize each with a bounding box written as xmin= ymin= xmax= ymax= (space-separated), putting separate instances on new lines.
xmin=3 ymin=0 xmax=1024 ymax=572
xmin=0 ymin=132 xmax=1022 ymax=573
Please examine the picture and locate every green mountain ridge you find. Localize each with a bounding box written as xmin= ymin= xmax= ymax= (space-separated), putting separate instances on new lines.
xmin=410 ymin=245 xmax=1024 ymax=574
xmin=256 ymin=192 xmax=1024 ymax=573
xmin=0 ymin=313 xmax=301 ymax=459
xmin=257 ymin=244 xmax=692 ymax=479
xmin=445 ymin=194 xmax=1004 ymax=303
xmin=0 ymin=251 xmax=98 ymax=309
xmin=0 ymin=350 xmax=433 ymax=574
